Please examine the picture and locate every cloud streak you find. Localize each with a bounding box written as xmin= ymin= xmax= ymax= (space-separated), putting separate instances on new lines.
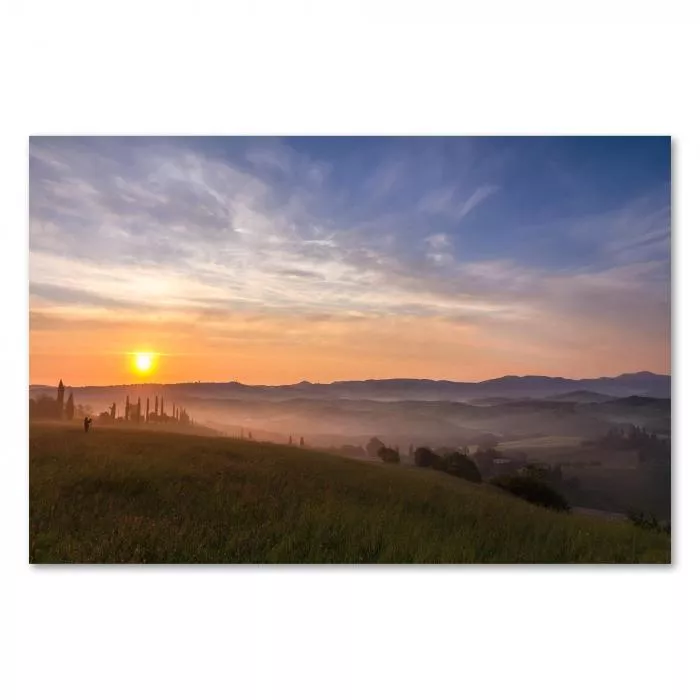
xmin=28 ymin=136 xmax=671 ymax=384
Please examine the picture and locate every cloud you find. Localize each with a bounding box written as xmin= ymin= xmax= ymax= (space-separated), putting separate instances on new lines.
xmin=457 ymin=185 xmax=499 ymax=218
xmin=29 ymin=137 xmax=670 ymax=381
xmin=424 ymin=233 xmax=451 ymax=250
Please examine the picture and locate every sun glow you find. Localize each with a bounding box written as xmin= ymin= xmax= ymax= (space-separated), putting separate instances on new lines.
xmin=132 ymin=352 xmax=155 ymax=375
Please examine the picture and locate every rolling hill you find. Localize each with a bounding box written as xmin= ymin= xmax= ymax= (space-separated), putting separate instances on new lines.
xmin=30 ymin=371 xmax=671 ymax=404
xmin=29 ymin=424 xmax=670 ymax=564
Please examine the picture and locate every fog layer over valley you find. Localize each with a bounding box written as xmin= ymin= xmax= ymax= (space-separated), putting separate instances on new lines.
xmin=31 ymin=372 xmax=670 ymax=445
xmin=30 ymin=372 xmax=671 ymax=519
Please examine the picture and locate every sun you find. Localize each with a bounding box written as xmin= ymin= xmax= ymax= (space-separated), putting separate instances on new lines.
xmin=133 ymin=352 xmax=155 ymax=375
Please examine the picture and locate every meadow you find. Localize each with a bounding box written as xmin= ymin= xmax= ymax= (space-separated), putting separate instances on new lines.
xmin=29 ymin=424 xmax=671 ymax=564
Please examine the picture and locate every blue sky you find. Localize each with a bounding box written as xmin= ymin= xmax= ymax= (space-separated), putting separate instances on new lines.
xmin=29 ymin=136 xmax=671 ymax=384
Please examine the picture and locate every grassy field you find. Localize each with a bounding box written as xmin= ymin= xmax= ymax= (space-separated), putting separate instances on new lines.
xmin=29 ymin=424 xmax=671 ymax=564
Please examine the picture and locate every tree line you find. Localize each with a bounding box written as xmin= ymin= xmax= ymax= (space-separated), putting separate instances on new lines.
xmin=29 ymin=380 xmax=196 ymax=427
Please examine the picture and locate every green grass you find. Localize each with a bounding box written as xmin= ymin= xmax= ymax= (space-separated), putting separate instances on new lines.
xmin=29 ymin=424 xmax=671 ymax=563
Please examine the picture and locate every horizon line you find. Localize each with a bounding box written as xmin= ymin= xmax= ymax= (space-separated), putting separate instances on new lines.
xmin=29 ymin=370 xmax=671 ymax=390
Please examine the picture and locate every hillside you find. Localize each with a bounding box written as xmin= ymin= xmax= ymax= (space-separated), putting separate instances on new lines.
xmin=30 ymin=371 xmax=671 ymax=404
xmin=29 ymin=425 xmax=670 ymax=563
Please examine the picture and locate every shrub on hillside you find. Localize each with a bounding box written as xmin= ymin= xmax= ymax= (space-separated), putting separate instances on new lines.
xmin=442 ymin=452 xmax=482 ymax=483
xmin=414 ymin=447 xmax=440 ymax=468
xmin=377 ymin=446 xmax=400 ymax=464
xmin=366 ymin=436 xmax=385 ymax=459
xmin=627 ymin=509 xmax=671 ymax=535
xmin=490 ymin=474 xmax=570 ymax=512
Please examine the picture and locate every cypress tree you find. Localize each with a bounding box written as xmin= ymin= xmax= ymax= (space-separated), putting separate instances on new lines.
xmin=65 ymin=392 xmax=75 ymax=421
xmin=56 ymin=379 xmax=65 ymax=419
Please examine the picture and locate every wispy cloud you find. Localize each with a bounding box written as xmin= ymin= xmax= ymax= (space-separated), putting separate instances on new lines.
xmin=28 ymin=137 xmax=671 ymax=383
xmin=457 ymin=185 xmax=500 ymax=218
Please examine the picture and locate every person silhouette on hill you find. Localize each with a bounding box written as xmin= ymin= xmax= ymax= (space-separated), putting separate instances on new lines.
xmin=83 ymin=416 xmax=92 ymax=433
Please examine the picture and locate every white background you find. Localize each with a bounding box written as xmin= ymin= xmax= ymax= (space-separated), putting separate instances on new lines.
xmin=1 ymin=2 xmax=698 ymax=699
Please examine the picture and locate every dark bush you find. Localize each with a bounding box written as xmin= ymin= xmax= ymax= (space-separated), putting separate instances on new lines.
xmin=414 ymin=447 xmax=439 ymax=468
xmin=442 ymin=452 xmax=482 ymax=483
xmin=490 ymin=474 xmax=570 ymax=512
xmin=627 ymin=509 xmax=671 ymax=535
xmin=366 ymin=436 xmax=385 ymax=459
xmin=377 ymin=446 xmax=400 ymax=464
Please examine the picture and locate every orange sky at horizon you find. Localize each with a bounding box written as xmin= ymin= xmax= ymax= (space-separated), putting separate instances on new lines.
xmin=28 ymin=136 xmax=671 ymax=388
xmin=29 ymin=308 xmax=670 ymax=387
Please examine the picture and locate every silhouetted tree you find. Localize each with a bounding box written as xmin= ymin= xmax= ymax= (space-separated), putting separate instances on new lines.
xmin=414 ymin=447 xmax=439 ymax=468
xmin=56 ymin=380 xmax=65 ymax=419
xmin=300 ymin=436 xmax=305 ymax=447
xmin=146 ymin=398 xmax=150 ymax=422
xmin=125 ymin=396 xmax=130 ymax=422
xmin=366 ymin=436 xmax=385 ymax=459
xmin=490 ymin=474 xmax=570 ymax=512
xmin=289 ymin=435 xmax=293 ymax=445
xmin=442 ymin=452 xmax=482 ymax=483
xmin=377 ymin=446 xmax=400 ymax=464
xmin=65 ymin=392 xmax=75 ymax=421
xmin=110 ymin=402 xmax=116 ymax=420
xmin=136 ymin=398 xmax=142 ymax=423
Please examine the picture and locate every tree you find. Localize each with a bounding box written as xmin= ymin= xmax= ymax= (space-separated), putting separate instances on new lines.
xmin=442 ymin=452 xmax=482 ymax=483
xmin=414 ymin=447 xmax=439 ymax=468
xmin=490 ymin=474 xmax=570 ymax=512
xmin=56 ymin=380 xmax=65 ymax=418
xmin=65 ymin=392 xmax=75 ymax=421
xmin=377 ymin=446 xmax=400 ymax=464
xmin=366 ymin=437 xmax=385 ymax=459
xmin=300 ymin=437 xmax=305 ymax=447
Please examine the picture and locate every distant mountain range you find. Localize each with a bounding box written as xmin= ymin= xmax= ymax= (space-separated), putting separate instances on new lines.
xmin=31 ymin=371 xmax=671 ymax=401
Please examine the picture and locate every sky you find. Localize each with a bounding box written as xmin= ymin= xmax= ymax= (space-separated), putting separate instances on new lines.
xmin=29 ymin=136 xmax=671 ymax=386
